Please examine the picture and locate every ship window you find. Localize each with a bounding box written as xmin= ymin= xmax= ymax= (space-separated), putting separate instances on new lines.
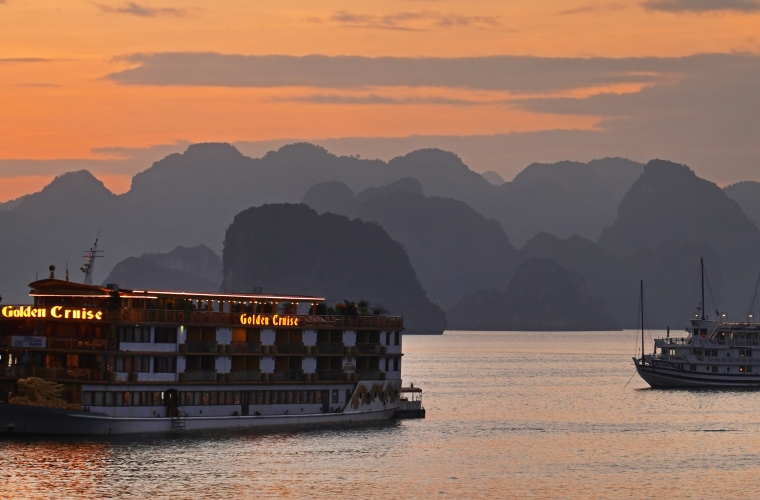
xmin=712 ymin=366 xmax=718 ymax=373
xmin=257 ymin=391 xmax=264 ymax=405
xmin=82 ymin=391 xmax=93 ymax=406
xmin=293 ymin=391 xmax=300 ymax=404
xmin=104 ymin=392 xmax=114 ymax=406
xmin=332 ymin=390 xmax=339 ymax=404
xmin=193 ymin=392 xmax=203 ymax=406
xmin=394 ymin=332 xmax=400 ymax=346
xmin=271 ymin=391 xmax=279 ymax=404
xmin=123 ymin=392 xmax=131 ymax=406
xmin=202 ymin=392 xmax=210 ymax=405
xmin=226 ymin=391 xmax=233 ymax=404
xmin=346 ymin=389 xmax=351 ymax=403
xmin=118 ymin=326 xmax=150 ymax=343
xmin=264 ymin=391 xmax=271 ymax=404
xmin=740 ymin=366 xmax=746 ymax=373
xmin=393 ymin=358 xmax=399 ymax=371
xmin=690 ymin=365 xmax=696 ymax=371
xmin=749 ymin=366 xmax=754 ymax=373
xmin=155 ymin=327 xmax=177 ymax=344
xmin=210 ymin=392 xmax=218 ymax=405
xmin=315 ymin=391 xmax=322 ymax=403
xmin=94 ymin=392 xmax=104 ymax=406
xmin=154 ymin=357 xmax=176 ymax=373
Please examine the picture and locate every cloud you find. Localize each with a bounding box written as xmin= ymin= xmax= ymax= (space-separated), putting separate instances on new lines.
xmin=0 ymin=58 xmax=52 ymax=63
xmin=642 ymin=0 xmax=760 ymax=12
xmin=107 ymin=52 xmax=675 ymax=92
xmin=328 ymin=10 xmax=500 ymax=30
xmin=559 ymin=3 xmax=626 ymax=15
xmin=95 ymin=2 xmax=187 ymax=17
xmin=269 ymin=94 xmax=489 ymax=106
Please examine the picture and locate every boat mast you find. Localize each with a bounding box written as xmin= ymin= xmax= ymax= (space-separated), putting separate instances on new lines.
xmin=700 ymin=257 xmax=706 ymax=321
xmin=81 ymin=230 xmax=103 ymax=286
xmin=640 ymin=279 xmax=645 ymax=360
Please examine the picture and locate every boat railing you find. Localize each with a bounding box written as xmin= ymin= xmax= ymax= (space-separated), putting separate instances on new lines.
xmin=661 ymin=337 xmax=689 ymax=345
xmin=356 ymin=343 xmax=382 ymax=354
xmin=355 ymin=369 xmax=383 ymax=380
xmin=230 ymin=341 xmax=262 ymax=354
xmin=45 ymin=338 xmax=115 ymax=351
xmin=275 ymin=342 xmax=306 ymax=354
xmin=117 ymin=309 xmax=403 ymax=329
xmin=315 ymin=343 xmax=344 ymax=354
xmin=5 ymin=365 xmax=102 ymax=381
xmin=183 ymin=370 xmax=217 ymax=382
xmin=274 ymin=370 xmax=304 ymax=381
xmin=182 ymin=341 xmax=219 ymax=353
xmin=229 ymin=370 xmax=262 ymax=381
xmin=317 ymin=370 xmax=344 ymax=381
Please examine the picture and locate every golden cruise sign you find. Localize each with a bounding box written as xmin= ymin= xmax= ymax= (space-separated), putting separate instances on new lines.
xmin=239 ymin=313 xmax=299 ymax=326
xmin=1 ymin=306 xmax=104 ymax=320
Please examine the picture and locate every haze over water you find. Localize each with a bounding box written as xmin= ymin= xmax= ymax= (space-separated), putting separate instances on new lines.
xmin=2 ymin=331 xmax=760 ymax=499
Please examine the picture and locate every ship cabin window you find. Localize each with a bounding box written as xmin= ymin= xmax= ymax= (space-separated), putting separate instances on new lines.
xmin=693 ymin=348 xmax=703 ymax=355
xmin=394 ymin=332 xmax=400 ymax=346
xmin=118 ymin=326 xmax=150 ymax=343
xmin=111 ymin=356 xmax=151 ymax=373
xmin=154 ymin=327 xmax=177 ymax=344
xmin=356 ymin=330 xmax=380 ymax=344
xmin=711 ymin=366 xmax=718 ymax=373
xmin=317 ymin=329 xmax=342 ymax=344
xmin=154 ymin=357 xmax=176 ymax=373
xmin=393 ymin=357 xmax=399 ymax=371
xmin=668 ymin=349 xmax=676 ymax=356
xmin=332 ymin=390 xmax=339 ymax=403
xmin=690 ymin=365 xmax=696 ymax=371
xmin=705 ymin=349 xmax=718 ymax=357
xmin=187 ymin=327 xmax=216 ymax=342
xmin=276 ymin=329 xmax=302 ymax=344
xmin=740 ymin=349 xmax=753 ymax=357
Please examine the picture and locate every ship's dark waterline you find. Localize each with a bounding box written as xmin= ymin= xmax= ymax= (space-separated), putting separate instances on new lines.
xmin=3 ymin=331 xmax=760 ymax=499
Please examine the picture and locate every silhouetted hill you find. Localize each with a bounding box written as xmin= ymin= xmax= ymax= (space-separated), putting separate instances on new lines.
xmin=724 ymin=181 xmax=760 ymax=230
xmin=515 ymin=232 xmax=725 ymax=327
xmin=447 ymin=258 xmax=619 ymax=331
xmin=302 ymin=181 xmax=358 ymax=218
xmin=103 ymin=245 xmax=222 ymax=291
xmin=481 ymin=171 xmax=504 ymax=185
xmin=598 ymin=159 xmax=757 ymax=320
xmin=13 ymin=171 xmax=116 ymax=221
xmin=302 ymin=179 xmax=516 ymax=308
xmin=221 ymin=204 xmax=446 ymax=334
xmin=355 ymin=177 xmax=423 ymax=203
xmin=486 ymin=158 xmax=644 ymax=246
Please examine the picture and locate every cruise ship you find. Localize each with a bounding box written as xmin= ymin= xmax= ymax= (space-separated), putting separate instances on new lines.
xmin=634 ymin=260 xmax=760 ymax=388
xmin=0 ymin=259 xmax=404 ymax=434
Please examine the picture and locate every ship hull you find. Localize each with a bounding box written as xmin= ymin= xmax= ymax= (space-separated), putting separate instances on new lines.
xmin=0 ymin=402 xmax=397 ymax=435
xmin=635 ymin=361 xmax=760 ymax=388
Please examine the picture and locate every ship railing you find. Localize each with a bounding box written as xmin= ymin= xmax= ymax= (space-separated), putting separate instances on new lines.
xmin=45 ymin=338 xmax=116 ymax=351
xmin=274 ymin=370 xmax=304 ymax=381
xmin=117 ymin=309 xmax=403 ymax=329
xmin=661 ymin=337 xmax=689 ymax=345
xmin=184 ymin=370 xmax=217 ymax=382
xmin=182 ymin=341 xmax=218 ymax=353
xmin=315 ymin=343 xmax=344 ymax=354
xmin=275 ymin=342 xmax=305 ymax=354
xmin=4 ymin=365 xmax=102 ymax=381
xmin=317 ymin=370 xmax=344 ymax=381
xmin=355 ymin=369 xmax=383 ymax=380
xmin=356 ymin=343 xmax=382 ymax=354
xmin=230 ymin=370 xmax=262 ymax=381
xmin=230 ymin=342 xmax=262 ymax=354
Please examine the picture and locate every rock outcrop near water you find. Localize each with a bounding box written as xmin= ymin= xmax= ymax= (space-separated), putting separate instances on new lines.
xmin=598 ymin=159 xmax=759 ymax=321
xmin=103 ymin=245 xmax=222 ymax=291
xmin=303 ymin=179 xmax=516 ymax=309
xmin=221 ymin=204 xmax=446 ymax=334
xmin=447 ymin=258 xmax=619 ymax=331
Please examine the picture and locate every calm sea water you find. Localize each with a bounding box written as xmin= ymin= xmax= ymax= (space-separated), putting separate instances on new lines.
xmin=3 ymin=331 xmax=760 ymax=499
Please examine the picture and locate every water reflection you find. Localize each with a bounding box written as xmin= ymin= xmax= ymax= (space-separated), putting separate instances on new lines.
xmin=3 ymin=331 xmax=760 ymax=499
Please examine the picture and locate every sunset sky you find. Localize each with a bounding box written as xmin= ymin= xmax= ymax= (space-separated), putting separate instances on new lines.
xmin=1 ymin=0 xmax=759 ymax=200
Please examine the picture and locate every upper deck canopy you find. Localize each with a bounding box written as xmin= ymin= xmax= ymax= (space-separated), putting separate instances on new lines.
xmin=28 ymin=279 xmax=324 ymax=303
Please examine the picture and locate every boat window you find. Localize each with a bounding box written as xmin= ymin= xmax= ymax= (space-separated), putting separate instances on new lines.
xmin=155 ymin=327 xmax=177 ymax=344
xmin=393 ymin=358 xmax=399 ymax=371
xmin=123 ymin=392 xmax=130 ymax=406
xmin=118 ymin=326 xmax=150 ymax=343
xmin=82 ymin=391 xmax=93 ymax=406
xmin=94 ymin=391 xmax=104 ymax=406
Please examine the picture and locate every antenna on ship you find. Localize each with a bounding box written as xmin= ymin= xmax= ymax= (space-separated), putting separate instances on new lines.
xmin=640 ymin=279 xmax=645 ymax=361
xmin=700 ymin=257 xmax=706 ymax=321
xmin=80 ymin=229 xmax=103 ymax=286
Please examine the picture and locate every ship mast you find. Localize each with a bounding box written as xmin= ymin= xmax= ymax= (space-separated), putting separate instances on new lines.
xmin=80 ymin=230 xmax=103 ymax=286
xmin=640 ymin=279 xmax=645 ymax=361
xmin=700 ymin=257 xmax=706 ymax=321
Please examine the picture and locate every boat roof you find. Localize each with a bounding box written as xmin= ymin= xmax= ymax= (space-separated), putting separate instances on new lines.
xmin=401 ymin=387 xmax=422 ymax=393
xmin=28 ymin=279 xmax=324 ymax=303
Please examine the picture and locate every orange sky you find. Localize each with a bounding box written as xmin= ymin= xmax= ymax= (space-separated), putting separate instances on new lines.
xmin=1 ymin=0 xmax=759 ymax=199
